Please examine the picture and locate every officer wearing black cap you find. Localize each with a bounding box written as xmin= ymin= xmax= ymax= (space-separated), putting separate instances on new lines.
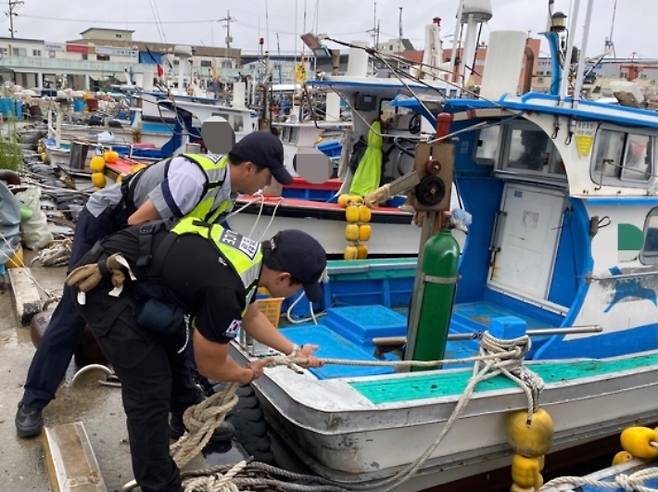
xmin=66 ymin=217 xmax=325 ymax=492
xmin=16 ymin=130 xmax=293 ymax=439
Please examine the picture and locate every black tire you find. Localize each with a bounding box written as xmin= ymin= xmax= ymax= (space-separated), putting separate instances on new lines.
xmin=226 ymin=384 xmax=275 ymax=464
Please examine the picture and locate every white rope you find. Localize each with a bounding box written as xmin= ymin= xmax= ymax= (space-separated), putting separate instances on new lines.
xmin=182 ymin=460 xmax=247 ymax=492
xmin=29 ymin=239 xmax=72 ymax=267
xmin=286 ymin=290 xmax=326 ymax=325
xmin=271 ymin=330 xmax=536 ymax=492
xmin=256 ymin=197 xmax=282 ymax=242
xmin=224 ymin=193 xmax=265 ymax=220
xmin=541 ymin=467 xmax=658 ymax=492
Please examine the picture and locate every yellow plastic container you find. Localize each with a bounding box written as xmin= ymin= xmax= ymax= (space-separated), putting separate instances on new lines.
xmin=254 ymin=297 xmax=285 ymax=328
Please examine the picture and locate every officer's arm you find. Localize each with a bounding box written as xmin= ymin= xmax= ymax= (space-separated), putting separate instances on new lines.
xmin=192 ymin=328 xmax=255 ymax=384
xmin=242 ymin=304 xmax=295 ymax=355
xmin=127 ymin=199 xmax=161 ymax=225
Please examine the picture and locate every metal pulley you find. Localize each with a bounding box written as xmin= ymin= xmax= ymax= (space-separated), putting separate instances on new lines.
xmin=414 ymin=175 xmax=446 ymax=207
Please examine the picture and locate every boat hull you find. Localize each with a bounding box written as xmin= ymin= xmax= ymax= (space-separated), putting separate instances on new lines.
xmin=228 ymin=196 xmax=420 ymax=257
xmin=230 ymin=346 xmax=658 ymax=491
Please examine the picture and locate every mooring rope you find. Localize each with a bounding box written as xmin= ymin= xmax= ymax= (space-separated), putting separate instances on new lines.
xmin=540 ymin=467 xmax=658 ymax=492
xmin=139 ymin=330 xmax=543 ymax=492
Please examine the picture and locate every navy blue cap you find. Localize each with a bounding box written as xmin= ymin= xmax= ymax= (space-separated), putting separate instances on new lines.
xmin=230 ymin=131 xmax=293 ymax=185
xmin=264 ymin=230 xmax=327 ymax=302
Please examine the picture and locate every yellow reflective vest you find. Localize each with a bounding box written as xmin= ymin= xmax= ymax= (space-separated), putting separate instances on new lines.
xmin=170 ymin=217 xmax=262 ymax=315
xmin=181 ymin=153 xmax=234 ymax=223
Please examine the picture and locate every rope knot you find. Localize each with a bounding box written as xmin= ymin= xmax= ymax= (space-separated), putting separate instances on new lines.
xmin=478 ymin=331 xmax=544 ymax=420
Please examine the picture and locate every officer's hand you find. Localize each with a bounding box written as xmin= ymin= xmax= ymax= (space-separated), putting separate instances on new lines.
xmin=65 ymin=264 xmax=102 ymax=292
xmin=247 ymin=358 xmax=273 ymax=381
xmin=295 ymin=344 xmax=324 ymax=368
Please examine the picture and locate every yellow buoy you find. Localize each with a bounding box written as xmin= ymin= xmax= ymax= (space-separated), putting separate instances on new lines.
xmin=358 ymin=205 xmax=372 ymax=223
xmin=344 ymin=245 xmax=358 ymax=260
xmin=337 ymin=194 xmax=352 ymax=208
xmin=506 ymin=408 xmax=554 ymax=458
xmin=89 ymin=155 xmax=105 ymax=173
xmin=345 ymin=224 xmax=359 ymax=241
xmin=103 ymin=150 xmax=119 ymax=163
xmin=345 ymin=204 xmax=359 ymax=223
xmin=91 ymin=172 xmax=106 ymax=188
xmin=356 ymin=244 xmax=368 ymax=259
xmin=358 ymin=224 xmax=372 ymax=241
xmin=620 ymin=427 xmax=658 ymax=459
xmin=612 ymin=450 xmax=634 ymax=466
xmin=510 ymin=454 xmax=543 ymax=489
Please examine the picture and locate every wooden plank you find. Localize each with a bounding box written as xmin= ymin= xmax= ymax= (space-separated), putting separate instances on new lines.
xmin=7 ymin=267 xmax=42 ymax=325
xmin=42 ymin=422 xmax=107 ymax=492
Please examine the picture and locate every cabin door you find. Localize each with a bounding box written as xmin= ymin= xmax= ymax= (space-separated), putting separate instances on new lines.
xmin=488 ymin=184 xmax=565 ymax=303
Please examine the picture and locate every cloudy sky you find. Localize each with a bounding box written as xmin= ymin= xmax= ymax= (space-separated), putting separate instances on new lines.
xmin=6 ymin=0 xmax=658 ymax=58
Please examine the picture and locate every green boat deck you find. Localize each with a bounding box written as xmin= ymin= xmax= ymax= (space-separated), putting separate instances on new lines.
xmin=351 ymin=354 xmax=658 ymax=405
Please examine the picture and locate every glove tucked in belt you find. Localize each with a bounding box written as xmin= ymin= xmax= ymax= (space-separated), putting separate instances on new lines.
xmin=65 ymin=253 xmax=127 ymax=292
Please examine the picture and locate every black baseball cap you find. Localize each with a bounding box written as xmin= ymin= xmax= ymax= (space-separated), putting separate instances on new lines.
xmin=229 ymin=131 xmax=293 ymax=185
xmin=263 ymin=230 xmax=327 ymax=302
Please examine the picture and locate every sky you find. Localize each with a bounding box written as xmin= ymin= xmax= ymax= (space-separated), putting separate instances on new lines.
xmin=5 ymin=0 xmax=658 ymax=59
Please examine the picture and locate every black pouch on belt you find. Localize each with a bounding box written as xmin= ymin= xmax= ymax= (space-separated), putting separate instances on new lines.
xmin=136 ymin=298 xmax=185 ymax=335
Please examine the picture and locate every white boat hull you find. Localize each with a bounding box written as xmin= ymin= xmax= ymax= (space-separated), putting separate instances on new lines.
xmin=228 ymin=198 xmax=420 ymax=257
xmin=230 ymin=346 xmax=658 ymax=491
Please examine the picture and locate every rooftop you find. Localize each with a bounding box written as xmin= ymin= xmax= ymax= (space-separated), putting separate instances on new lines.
xmin=80 ymin=27 xmax=135 ymax=35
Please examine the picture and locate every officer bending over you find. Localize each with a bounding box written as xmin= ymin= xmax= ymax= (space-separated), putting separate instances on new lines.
xmin=16 ymin=130 xmax=292 ymax=438
xmin=67 ymin=217 xmax=325 ymax=492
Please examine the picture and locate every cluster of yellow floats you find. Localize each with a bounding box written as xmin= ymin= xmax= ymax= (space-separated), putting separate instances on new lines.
xmin=507 ymin=408 xmax=555 ymax=491
xmin=612 ymin=426 xmax=658 ymax=465
xmin=338 ymin=194 xmax=372 ymax=260
xmin=89 ymin=151 xmax=145 ymax=189
xmin=505 ymin=406 xmax=657 ymax=491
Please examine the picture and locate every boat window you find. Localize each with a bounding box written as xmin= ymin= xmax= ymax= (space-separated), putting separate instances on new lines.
xmin=640 ymin=208 xmax=658 ymax=264
xmin=290 ymin=126 xmax=299 ymax=143
xmin=621 ymin=134 xmax=652 ymax=181
xmin=475 ymin=125 xmax=500 ymax=165
xmin=591 ymin=128 xmax=654 ymax=186
xmin=282 ymin=126 xmax=291 ymax=142
xmin=506 ymin=127 xmax=551 ymax=173
xmin=592 ymin=129 xmax=625 ymax=180
xmin=379 ymin=99 xmax=415 ymax=131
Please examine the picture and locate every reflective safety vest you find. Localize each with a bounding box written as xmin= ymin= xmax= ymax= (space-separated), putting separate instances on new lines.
xmin=170 ymin=217 xmax=262 ymax=314
xmin=179 ymin=153 xmax=234 ymax=223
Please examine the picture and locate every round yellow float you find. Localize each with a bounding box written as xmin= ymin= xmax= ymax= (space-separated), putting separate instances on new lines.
xmin=620 ymin=427 xmax=658 ymax=459
xmin=506 ymin=408 xmax=554 ymax=458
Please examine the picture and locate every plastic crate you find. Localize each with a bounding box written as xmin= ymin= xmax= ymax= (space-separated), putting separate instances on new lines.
xmin=254 ymin=297 xmax=285 ymax=328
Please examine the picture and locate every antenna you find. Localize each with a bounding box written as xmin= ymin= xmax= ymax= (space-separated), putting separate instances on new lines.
xmin=604 ymin=0 xmax=617 ymax=57
xmin=6 ymin=0 xmax=23 ymax=38
xmin=399 ymin=6 xmax=403 ymax=39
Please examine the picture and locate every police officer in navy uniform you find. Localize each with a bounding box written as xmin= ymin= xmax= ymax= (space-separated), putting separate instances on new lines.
xmin=67 ymin=217 xmax=325 ymax=492
xmin=16 ymin=131 xmax=294 ymax=438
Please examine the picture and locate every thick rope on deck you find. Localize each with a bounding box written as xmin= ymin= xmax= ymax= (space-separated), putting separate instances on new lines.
xmin=540 ymin=467 xmax=658 ymax=492
xmin=170 ymin=382 xmax=240 ymax=469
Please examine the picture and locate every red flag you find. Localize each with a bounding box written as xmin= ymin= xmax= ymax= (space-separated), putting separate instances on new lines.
xmin=156 ymin=64 xmax=164 ymax=78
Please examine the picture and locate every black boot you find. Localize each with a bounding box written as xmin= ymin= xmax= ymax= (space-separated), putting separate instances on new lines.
xmin=15 ymin=402 xmax=44 ymax=438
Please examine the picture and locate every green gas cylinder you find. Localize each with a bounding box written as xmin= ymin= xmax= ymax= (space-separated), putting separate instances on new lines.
xmin=411 ymin=229 xmax=460 ymax=369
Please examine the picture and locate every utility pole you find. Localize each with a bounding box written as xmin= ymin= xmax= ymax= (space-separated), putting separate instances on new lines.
xmin=398 ymin=6 xmax=403 ymax=39
xmin=217 ymin=10 xmax=235 ymax=68
xmin=6 ymin=0 xmax=24 ymax=39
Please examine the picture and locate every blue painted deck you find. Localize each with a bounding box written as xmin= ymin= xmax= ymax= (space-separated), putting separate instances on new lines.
xmin=279 ymin=302 xmax=541 ymax=379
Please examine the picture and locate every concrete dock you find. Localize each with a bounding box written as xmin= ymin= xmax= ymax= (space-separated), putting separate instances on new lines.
xmin=0 ymin=261 xmax=133 ymax=491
